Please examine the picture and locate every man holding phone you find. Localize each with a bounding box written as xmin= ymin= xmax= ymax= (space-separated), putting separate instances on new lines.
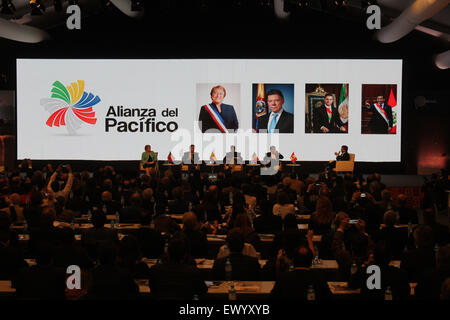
xmin=47 ymin=164 xmax=73 ymax=200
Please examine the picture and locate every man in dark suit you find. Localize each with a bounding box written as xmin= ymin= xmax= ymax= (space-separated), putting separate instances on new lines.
xmin=212 ymin=229 xmax=261 ymax=280
xmin=366 ymin=95 xmax=393 ymax=134
xmin=119 ymin=192 xmax=142 ymax=223
xmin=257 ymin=89 xmax=294 ymax=133
xmin=313 ymin=93 xmax=346 ymax=133
xmin=223 ymin=145 xmax=244 ymax=165
xmin=327 ymin=145 xmax=350 ymax=170
xmin=81 ymin=211 xmax=119 ymax=260
xmin=148 ymin=238 xmax=207 ymax=299
xmin=182 ymin=144 xmax=200 ymax=165
xmin=270 ymin=244 xmax=332 ymax=300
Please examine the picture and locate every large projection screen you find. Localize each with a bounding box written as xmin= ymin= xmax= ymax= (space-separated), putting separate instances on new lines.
xmin=17 ymin=59 xmax=402 ymax=162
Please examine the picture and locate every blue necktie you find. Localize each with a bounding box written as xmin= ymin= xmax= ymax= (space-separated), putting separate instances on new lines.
xmin=269 ymin=113 xmax=278 ymax=133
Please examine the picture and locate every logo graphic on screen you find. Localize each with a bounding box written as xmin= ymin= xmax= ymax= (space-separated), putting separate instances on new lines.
xmin=40 ymin=80 xmax=100 ymax=134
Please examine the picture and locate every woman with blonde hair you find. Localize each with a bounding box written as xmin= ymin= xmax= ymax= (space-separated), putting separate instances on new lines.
xmin=310 ymin=196 xmax=335 ymax=235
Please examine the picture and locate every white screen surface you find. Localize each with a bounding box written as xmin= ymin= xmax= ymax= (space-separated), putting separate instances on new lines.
xmin=16 ymin=59 xmax=402 ymax=162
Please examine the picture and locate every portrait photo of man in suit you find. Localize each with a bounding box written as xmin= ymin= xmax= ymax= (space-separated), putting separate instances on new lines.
xmin=256 ymin=89 xmax=294 ymax=134
xmin=313 ymin=93 xmax=347 ymax=133
xmin=365 ymin=95 xmax=394 ymax=134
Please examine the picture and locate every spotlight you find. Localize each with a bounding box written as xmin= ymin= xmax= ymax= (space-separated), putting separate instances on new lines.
xmin=30 ymin=0 xmax=46 ymax=15
xmin=361 ymin=0 xmax=377 ymax=8
xmin=53 ymin=0 xmax=62 ymax=12
xmin=101 ymin=0 xmax=112 ymax=9
xmin=257 ymin=0 xmax=272 ymax=8
xmin=1 ymin=0 xmax=15 ymax=14
xmin=131 ymin=0 xmax=143 ymax=11
xmin=334 ymin=0 xmax=347 ymax=7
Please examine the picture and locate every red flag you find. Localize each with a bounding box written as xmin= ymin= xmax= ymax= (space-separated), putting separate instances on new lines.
xmin=387 ymin=89 xmax=397 ymax=134
xmin=167 ymin=152 xmax=174 ymax=163
xmin=387 ymin=89 xmax=397 ymax=107
xmin=290 ymin=152 xmax=297 ymax=163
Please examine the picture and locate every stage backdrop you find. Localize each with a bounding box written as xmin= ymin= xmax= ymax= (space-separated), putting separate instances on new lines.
xmin=16 ymin=59 xmax=402 ymax=162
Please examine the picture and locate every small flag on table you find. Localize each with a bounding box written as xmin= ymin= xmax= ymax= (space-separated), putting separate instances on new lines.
xmin=387 ymin=88 xmax=397 ymax=134
xmin=251 ymin=152 xmax=259 ymax=164
xmin=210 ymin=152 xmax=217 ymax=162
xmin=290 ymin=152 xmax=297 ymax=163
xmin=167 ymin=152 xmax=174 ymax=163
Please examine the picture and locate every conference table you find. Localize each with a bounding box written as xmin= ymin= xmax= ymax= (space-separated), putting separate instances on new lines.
xmin=135 ymin=279 xmax=275 ymax=299
xmin=13 ymin=216 xmax=320 ymax=259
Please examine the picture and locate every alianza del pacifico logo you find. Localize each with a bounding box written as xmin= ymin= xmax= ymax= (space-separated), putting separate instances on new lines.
xmin=40 ymin=80 xmax=101 ymax=134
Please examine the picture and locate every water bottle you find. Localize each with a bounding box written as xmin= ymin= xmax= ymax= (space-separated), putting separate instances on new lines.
xmin=434 ymin=243 xmax=440 ymax=256
xmin=307 ymin=285 xmax=315 ymax=301
xmin=85 ymin=195 xmax=89 ymax=202
xmin=102 ymin=204 xmax=107 ymax=214
xmin=188 ymin=202 xmax=193 ymax=211
xmin=228 ymin=283 xmax=237 ymax=301
xmin=225 ymin=258 xmax=232 ymax=281
xmin=351 ymin=260 xmax=358 ymax=275
xmin=229 ymin=192 xmax=233 ymax=205
xmin=313 ymin=246 xmax=320 ymax=265
xmin=164 ymin=239 xmax=169 ymax=254
xmin=408 ymin=221 xmax=412 ymax=234
xmin=384 ymin=286 xmax=393 ymax=300
xmin=87 ymin=209 xmax=92 ymax=223
xmin=115 ymin=211 xmax=120 ymax=225
xmin=23 ymin=219 xmax=28 ymax=234
xmin=70 ymin=220 xmax=75 ymax=230
xmin=289 ymin=264 xmax=294 ymax=272
xmin=157 ymin=258 xmax=162 ymax=264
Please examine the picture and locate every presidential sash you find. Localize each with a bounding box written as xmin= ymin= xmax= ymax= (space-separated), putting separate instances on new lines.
xmin=374 ymin=103 xmax=389 ymax=124
xmin=326 ymin=106 xmax=332 ymax=122
xmin=203 ymin=104 xmax=227 ymax=133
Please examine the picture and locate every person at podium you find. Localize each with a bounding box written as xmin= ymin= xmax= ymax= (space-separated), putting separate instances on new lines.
xmin=182 ymin=144 xmax=200 ymax=165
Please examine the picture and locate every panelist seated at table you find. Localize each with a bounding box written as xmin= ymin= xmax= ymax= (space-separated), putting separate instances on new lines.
xmin=262 ymin=146 xmax=284 ymax=166
xmin=141 ymin=145 xmax=157 ymax=175
xmin=181 ymin=144 xmax=200 ymax=165
xmin=223 ymin=145 xmax=244 ymax=165
xmin=270 ymin=244 xmax=332 ymax=300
